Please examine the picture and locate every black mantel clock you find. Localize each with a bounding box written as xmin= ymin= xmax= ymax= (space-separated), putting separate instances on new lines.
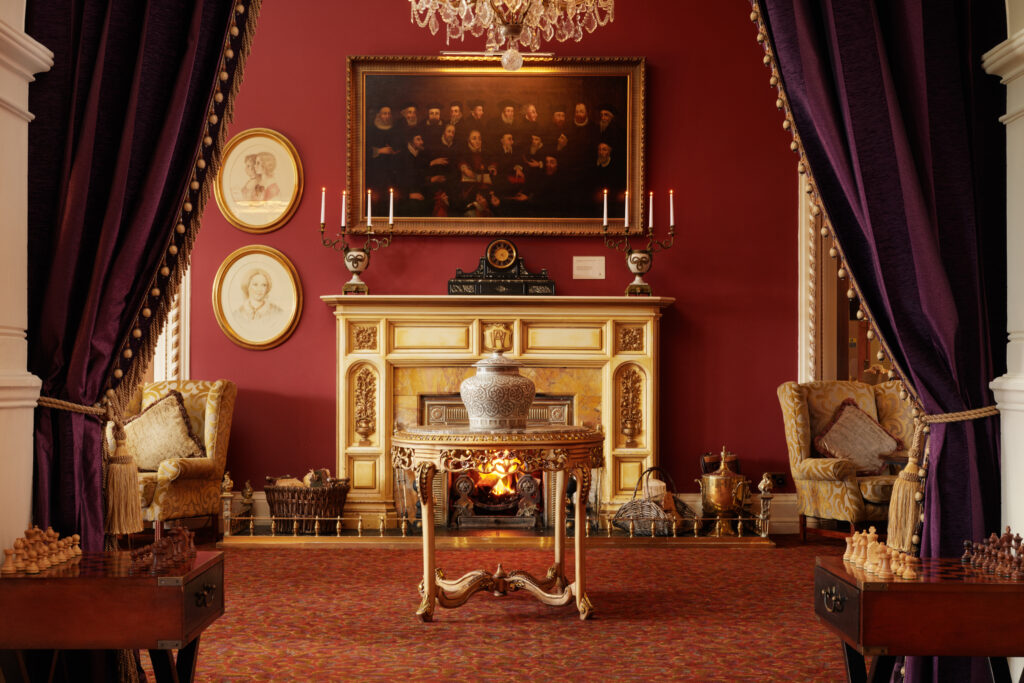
xmin=448 ymin=239 xmax=556 ymax=295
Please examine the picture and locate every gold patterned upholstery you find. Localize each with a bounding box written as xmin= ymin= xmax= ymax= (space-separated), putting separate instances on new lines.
xmin=106 ymin=379 xmax=236 ymax=530
xmin=777 ymin=380 xmax=912 ymax=540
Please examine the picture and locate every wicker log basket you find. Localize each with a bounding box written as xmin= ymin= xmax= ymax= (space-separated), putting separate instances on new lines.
xmin=265 ymin=472 xmax=350 ymax=534
xmin=612 ymin=466 xmax=696 ymax=536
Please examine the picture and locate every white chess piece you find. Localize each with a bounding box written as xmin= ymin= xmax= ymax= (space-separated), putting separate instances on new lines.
xmin=0 ymin=548 xmax=15 ymax=574
xmin=876 ymin=542 xmax=893 ymax=579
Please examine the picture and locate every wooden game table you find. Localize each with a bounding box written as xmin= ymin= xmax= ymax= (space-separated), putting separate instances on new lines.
xmin=391 ymin=424 xmax=604 ymax=622
xmin=814 ymin=554 xmax=1024 ymax=683
xmin=0 ymin=549 xmax=224 ymax=683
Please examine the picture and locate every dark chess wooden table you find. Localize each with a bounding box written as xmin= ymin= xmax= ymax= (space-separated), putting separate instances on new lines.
xmin=814 ymin=555 xmax=1024 ymax=683
xmin=0 ymin=549 xmax=224 ymax=683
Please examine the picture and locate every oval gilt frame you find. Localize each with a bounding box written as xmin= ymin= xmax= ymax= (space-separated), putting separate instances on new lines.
xmin=212 ymin=245 xmax=303 ymax=350
xmin=214 ymin=127 xmax=304 ymax=233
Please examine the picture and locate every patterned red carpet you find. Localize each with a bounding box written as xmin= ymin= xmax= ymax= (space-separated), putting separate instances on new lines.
xmin=147 ymin=538 xmax=848 ymax=682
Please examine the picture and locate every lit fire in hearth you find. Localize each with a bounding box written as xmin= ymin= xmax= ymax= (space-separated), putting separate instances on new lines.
xmin=477 ymin=451 xmax=522 ymax=497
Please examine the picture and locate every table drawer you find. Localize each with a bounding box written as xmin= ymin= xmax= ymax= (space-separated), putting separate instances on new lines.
xmin=813 ymin=564 xmax=860 ymax=644
xmin=181 ymin=561 xmax=224 ymax=645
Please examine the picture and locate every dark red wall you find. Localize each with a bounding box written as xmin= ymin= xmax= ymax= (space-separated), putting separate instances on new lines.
xmin=190 ymin=1 xmax=799 ymax=492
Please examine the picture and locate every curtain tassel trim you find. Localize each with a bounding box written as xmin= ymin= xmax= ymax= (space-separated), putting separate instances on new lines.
xmin=887 ymin=405 xmax=1000 ymax=554
xmin=106 ymin=0 xmax=262 ymax=410
xmin=36 ymin=396 xmax=143 ymax=535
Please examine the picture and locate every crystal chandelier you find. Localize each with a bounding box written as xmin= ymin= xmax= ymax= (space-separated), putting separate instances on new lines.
xmin=409 ymin=0 xmax=615 ymax=71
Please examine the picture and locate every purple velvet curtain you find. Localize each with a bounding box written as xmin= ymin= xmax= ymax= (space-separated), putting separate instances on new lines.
xmin=26 ymin=1 xmax=246 ymax=550
xmin=760 ymin=2 xmax=1006 ymax=680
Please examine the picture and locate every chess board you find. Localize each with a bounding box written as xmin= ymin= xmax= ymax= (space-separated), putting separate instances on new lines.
xmin=2 ymin=524 xmax=199 ymax=579
xmin=0 ymin=550 xmax=204 ymax=581
xmin=838 ymin=556 xmax=1024 ymax=586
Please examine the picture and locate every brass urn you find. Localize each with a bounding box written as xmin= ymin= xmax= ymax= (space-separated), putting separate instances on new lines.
xmin=696 ymin=447 xmax=749 ymax=537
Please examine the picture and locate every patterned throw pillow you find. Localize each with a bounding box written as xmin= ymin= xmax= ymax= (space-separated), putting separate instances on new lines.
xmin=123 ymin=390 xmax=205 ymax=471
xmin=813 ymin=398 xmax=903 ymax=475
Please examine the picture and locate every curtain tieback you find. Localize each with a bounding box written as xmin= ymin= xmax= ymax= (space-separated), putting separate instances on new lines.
xmin=919 ymin=405 xmax=1000 ymax=425
xmin=36 ymin=395 xmax=141 ymax=534
xmin=907 ymin=405 xmax=1000 ymax=468
xmin=889 ymin=404 xmax=999 ymax=553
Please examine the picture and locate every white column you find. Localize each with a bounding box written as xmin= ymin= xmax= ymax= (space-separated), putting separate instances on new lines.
xmin=0 ymin=2 xmax=52 ymax=553
xmin=985 ymin=3 xmax=1024 ymax=538
xmin=984 ymin=2 xmax=1024 ymax=678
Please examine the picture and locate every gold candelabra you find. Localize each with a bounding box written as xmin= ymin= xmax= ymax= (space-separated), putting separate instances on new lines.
xmin=602 ymin=189 xmax=675 ymax=296
xmin=319 ymin=188 xmax=394 ymax=294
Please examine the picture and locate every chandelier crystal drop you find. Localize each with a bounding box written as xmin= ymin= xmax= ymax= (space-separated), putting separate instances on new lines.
xmin=410 ymin=0 xmax=615 ymax=70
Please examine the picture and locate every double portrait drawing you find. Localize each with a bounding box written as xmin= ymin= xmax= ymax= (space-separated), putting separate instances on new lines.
xmin=215 ymin=128 xmax=304 ymax=233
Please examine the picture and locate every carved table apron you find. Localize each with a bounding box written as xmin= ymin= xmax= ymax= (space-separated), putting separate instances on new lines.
xmin=391 ymin=425 xmax=604 ymax=622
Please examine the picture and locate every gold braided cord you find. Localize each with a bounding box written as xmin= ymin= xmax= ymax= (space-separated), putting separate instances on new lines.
xmin=911 ymin=405 xmax=1000 ymax=471
xmin=37 ymin=393 xmax=127 ymax=440
xmin=35 ymin=395 xmax=106 ymax=418
xmin=748 ymin=1 xmax=919 ymax=407
xmin=920 ymin=405 xmax=999 ymax=425
xmin=107 ymin=0 xmax=263 ymax=412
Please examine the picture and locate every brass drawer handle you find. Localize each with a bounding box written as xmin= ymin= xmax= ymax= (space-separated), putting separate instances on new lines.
xmin=820 ymin=585 xmax=845 ymax=613
xmin=195 ymin=583 xmax=217 ymax=607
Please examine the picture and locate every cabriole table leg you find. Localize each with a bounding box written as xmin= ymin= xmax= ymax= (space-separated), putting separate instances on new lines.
xmin=416 ymin=463 xmax=437 ymax=622
xmin=551 ymin=468 xmax=568 ymax=590
xmin=574 ymin=465 xmax=594 ymax=620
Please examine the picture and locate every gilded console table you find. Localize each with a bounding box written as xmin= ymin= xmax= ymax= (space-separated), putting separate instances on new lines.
xmin=391 ymin=425 xmax=604 ymax=621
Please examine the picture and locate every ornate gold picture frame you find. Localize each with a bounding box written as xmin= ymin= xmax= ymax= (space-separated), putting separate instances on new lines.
xmin=212 ymin=245 xmax=302 ymax=350
xmin=214 ymin=128 xmax=304 ymax=233
xmin=347 ymin=55 xmax=645 ymax=236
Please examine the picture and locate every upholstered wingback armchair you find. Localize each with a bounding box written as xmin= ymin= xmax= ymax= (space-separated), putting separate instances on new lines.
xmin=777 ymin=380 xmax=914 ymax=540
xmin=108 ymin=379 xmax=237 ymax=534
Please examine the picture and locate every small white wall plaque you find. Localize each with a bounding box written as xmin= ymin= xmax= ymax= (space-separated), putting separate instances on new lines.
xmin=573 ymin=256 xmax=606 ymax=280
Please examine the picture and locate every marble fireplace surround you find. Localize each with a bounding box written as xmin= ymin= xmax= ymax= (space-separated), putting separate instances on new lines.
xmin=322 ymin=295 xmax=674 ymax=526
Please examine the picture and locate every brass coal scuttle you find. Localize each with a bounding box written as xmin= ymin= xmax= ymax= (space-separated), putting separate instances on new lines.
xmin=696 ymin=447 xmax=749 ymax=537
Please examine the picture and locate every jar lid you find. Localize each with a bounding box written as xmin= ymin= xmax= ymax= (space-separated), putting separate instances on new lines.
xmin=473 ymin=349 xmax=523 ymax=370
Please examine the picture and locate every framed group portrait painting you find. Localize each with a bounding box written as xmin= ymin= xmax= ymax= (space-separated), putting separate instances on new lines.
xmin=212 ymin=245 xmax=302 ymax=350
xmin=214 ymin=128 xmax=304 ymax=233
xmin=347 ymin=55 xmax=645 ymax=236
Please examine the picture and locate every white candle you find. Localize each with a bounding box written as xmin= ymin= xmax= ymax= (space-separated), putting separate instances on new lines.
xmin=320 ymin=187 xmax=325 ymax=224
xmin=389 ymin=188 xmax=394 ymax=225
xmin=669 ymin=189 xmax=675 ymax=226
xmin=603 ymin=189 xmax=608 ymax=226
xmin=366 ymin=189 xmax=372 ymax=227
xmin=624 ymin=190 xmax=629 ymax=230
xmin=648 ymin=191 xmax=654 ymax=229
xmin=341 ymin=190 xmax=347 ymax=228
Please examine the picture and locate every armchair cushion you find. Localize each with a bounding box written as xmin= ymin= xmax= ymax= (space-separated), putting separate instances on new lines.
xmin=858 ymin=475 xmax=897 ymax=504
xmin=125 ymin=390 xmax=205 ymax=471
xmin=814 ymin=398 xmax=902 ymax=475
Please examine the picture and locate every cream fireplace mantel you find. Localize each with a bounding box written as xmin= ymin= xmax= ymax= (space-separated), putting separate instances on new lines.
xmin=322 ymin=295 xmax=674 ymax=524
